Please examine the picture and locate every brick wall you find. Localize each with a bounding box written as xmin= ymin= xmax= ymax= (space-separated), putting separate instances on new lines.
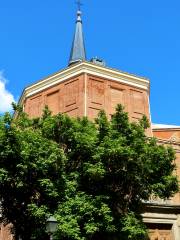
xmin=24 ymin=73 xmax=151 ymax=132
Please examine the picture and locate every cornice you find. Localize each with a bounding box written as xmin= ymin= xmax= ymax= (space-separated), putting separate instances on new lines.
xmin=144 ymin=202 xmax=180 ymax=210
xmin=156 ymin=138 xmax=180 ymax=152
xmin=153 ymin=129 xmax=180 ymax=132
xmin=18 ymin=61 xmax=150 ymax=106
xmin=142 ymin=202 xmax=180 ymax=225
xmin=152 ymin=124 xmax=180 ymax=131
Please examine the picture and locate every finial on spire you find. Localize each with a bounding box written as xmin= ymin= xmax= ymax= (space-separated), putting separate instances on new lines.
xmin=76 ymin=0 xmax=83 ymax=11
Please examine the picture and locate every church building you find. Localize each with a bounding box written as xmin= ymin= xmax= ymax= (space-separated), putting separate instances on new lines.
xmin=1 ymin=7 xmax=180 ymax=240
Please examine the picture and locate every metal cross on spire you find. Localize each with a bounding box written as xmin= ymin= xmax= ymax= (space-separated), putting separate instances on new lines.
xmin=76 ymin=0 xmax=83 ymax=11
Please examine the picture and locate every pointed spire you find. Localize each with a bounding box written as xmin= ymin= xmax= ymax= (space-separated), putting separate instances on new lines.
xmin=69 ymin=10 xmax=86 ymax=66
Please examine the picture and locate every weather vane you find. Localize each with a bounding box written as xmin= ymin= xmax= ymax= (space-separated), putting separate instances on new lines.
xmin=76 ymin=0 xmax=83 ymax=11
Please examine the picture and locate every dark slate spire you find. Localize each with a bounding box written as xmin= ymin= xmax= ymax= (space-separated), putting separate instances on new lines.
xmin=69 ymin=10 xmax=86 ymax=66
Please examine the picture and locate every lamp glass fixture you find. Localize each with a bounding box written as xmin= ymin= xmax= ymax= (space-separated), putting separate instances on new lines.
xmin=46 ymin=216 xmax=58 ymax=234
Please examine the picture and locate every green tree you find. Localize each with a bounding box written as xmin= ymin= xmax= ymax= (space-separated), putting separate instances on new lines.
xmin=0 ymin=109 xmax=66 ymax=240
xmin=0 ymin=105 xmax=178 ymax=240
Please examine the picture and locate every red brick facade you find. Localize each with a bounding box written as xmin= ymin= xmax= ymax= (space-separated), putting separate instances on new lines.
xmin=24 ymin=72 xmax=151 ymax=135
xmin=152 ymin=127 xmax=180 ymax=204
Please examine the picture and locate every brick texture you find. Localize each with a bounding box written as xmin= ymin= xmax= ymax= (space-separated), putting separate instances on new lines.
xmin=24 ymin=73 xmax=151 ymax=131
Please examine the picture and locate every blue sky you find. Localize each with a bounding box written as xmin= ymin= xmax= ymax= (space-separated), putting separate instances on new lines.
xmin=0 ymin=0 xmax=179 ymax=125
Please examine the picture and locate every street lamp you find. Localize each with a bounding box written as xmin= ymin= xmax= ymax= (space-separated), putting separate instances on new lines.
xmin=46 ymin=216 xmax=58 ymax=240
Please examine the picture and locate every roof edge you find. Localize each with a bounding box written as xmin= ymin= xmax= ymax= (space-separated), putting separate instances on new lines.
xmin=152 ymin=123 xmax=180 ymax=130
xmin=18 ymin=61 xmax=150 ymax=107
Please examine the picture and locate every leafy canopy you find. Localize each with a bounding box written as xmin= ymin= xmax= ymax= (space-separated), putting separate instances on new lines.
xmin=0 ymin=104 xmax=178 ymax=240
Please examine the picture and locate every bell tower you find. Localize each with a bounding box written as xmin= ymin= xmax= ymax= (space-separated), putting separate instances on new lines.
xmin=19 ymin=5 xmax=151 ymax=136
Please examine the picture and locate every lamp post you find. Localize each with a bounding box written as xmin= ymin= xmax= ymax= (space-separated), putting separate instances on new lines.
xmin=46 ymin=216 xmax=58 ymax=240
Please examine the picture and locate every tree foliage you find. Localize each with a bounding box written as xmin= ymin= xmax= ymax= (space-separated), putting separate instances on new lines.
xmin=0 ymin=104 xmax=178 ymax=240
